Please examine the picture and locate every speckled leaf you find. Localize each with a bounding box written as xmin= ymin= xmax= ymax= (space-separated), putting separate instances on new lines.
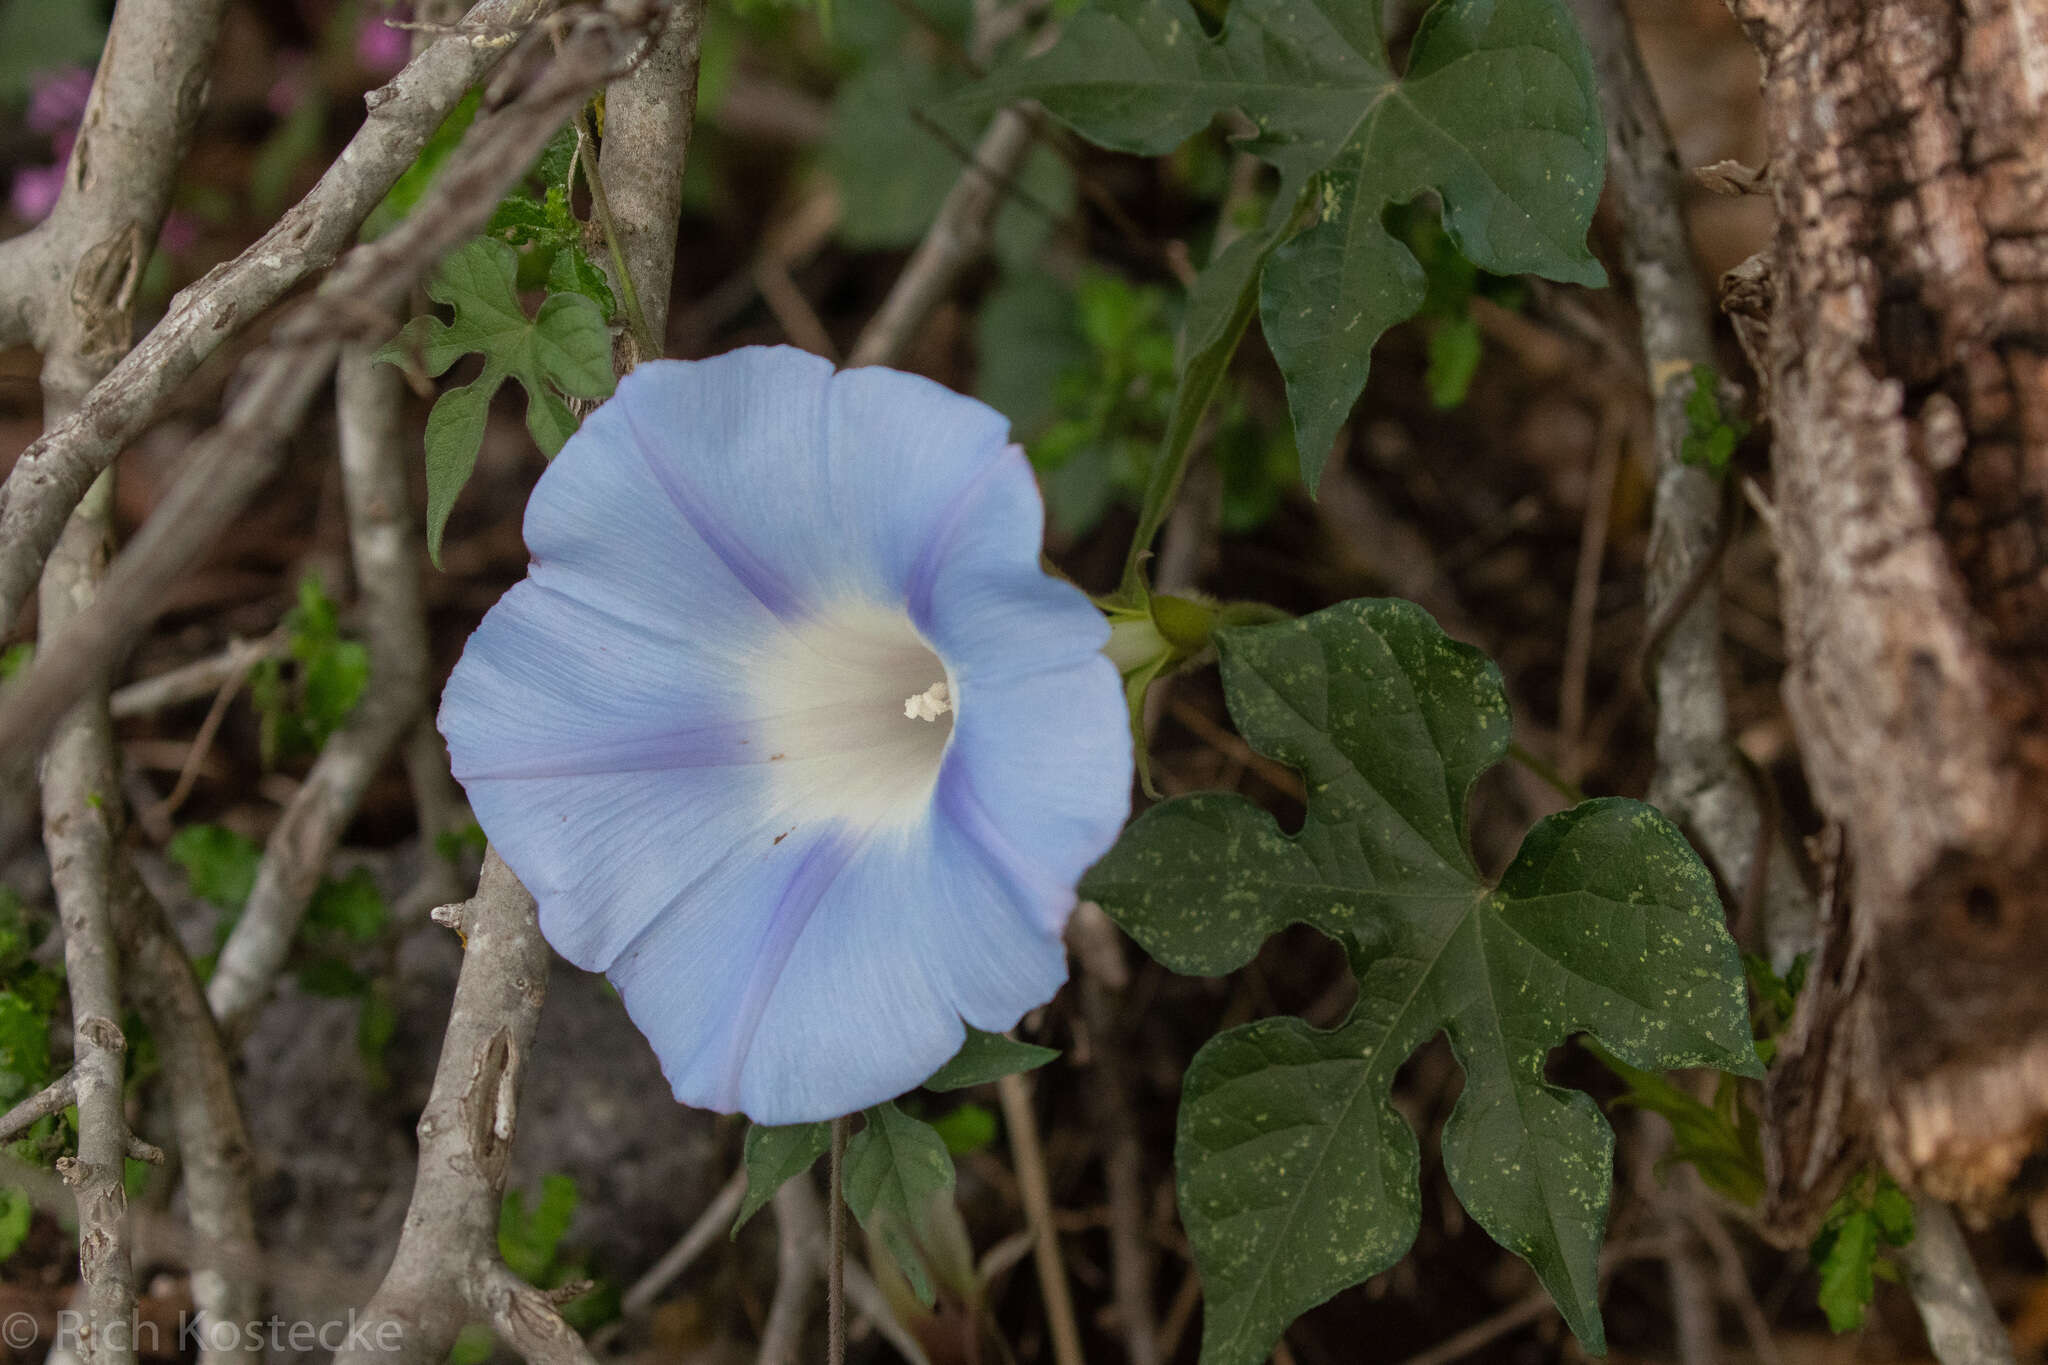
xmin=845 ymin=1102 xmax=956 ymax=1307
xmin=376 ymin=237 xmax=615 ymax=565
xmin=733 ymin=1121 xmax=832 ymax=1235
xmin=965 ymin=0 xmax=1606 ymax=490
xmin=922 ymin=1027 xmax=1058 ymax=1091
xmin=1081 ymin=599 xmax=1760 ymax=1365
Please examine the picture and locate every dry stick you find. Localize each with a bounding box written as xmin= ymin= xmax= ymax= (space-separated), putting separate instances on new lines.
xmin=1560 ymin=0 xmax=1812 ymax=970
xmin=846 ymin=107 xmax=1036 ymax=368
xmin=593 ymin=0 xmax=704 ymax=365
xmin=615 ymin=1168 xmax=746 ymax=1321
xmin=1557 ymin=408 xmax=1624 ymax=778
xmin=205 ymin=350 xmax=433 ymax=1036
xmin=153 ymin=646 xmax=262 ymax=821
xmin=21 ymin=6 xmax=231 ymax=1358
xmin=107 ymin=863 xmax=262 ymax=1365
xmin=40 ymin=470 xmax=138 ymax=1365
xmin=0 ymin=1071 xmax=75 ymax=1142
xmin=1071 ymin=903 xmax=1158 ymax=1365
xmin=0 ymin=0 xmax=659 ymax=787
xmin=1390 ymin=1236 xmax=1676 ymax=1365
xmin=758 ymin=1182 xmax=825 ymax=1365
xmin=1900 ymin=1196 xmax=2016 ymax=1365
xmin=1571 ymin=8 xmax=2014 ymax=1364
xmin=336 ymin=852 xmax=586 ymax=1365
xmin=828 ymin=1116 xmax=850 ymax=1365
xmin=8 ymin=0 xmax=229 ymax=373
xmin=765 ymin=1176 xmax=934 ymax=1365
xmin=997 ymin=1071 xmax=1087 ymax=1365
xmin=0 ymin=0 xmax=554 ymax=650
xmin=108 ymin=634 xmax=287 ymax=719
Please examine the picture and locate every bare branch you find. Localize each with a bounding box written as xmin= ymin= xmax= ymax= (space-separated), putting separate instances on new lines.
xmin=846 ymin=107 xmax=1036 ymax=369
xmin=616 ymin=1168 xmax=745 ymax=1321
xmin=206 ymin=351 xmax=432 ymax=1034
xmin=1559 ymin=0 xmax=1812 ymax=962
xmin=0 ymin=1071 xmax=76 ymax=1143
xmin=0 ymin=0 xmax=556 ymax=646
xmin=0 ymin=0 xmax=666 ymax=778
xmin=335 ymin=850 xmax=570 ymax=1365
xmin=596 ymin=0 xmax=705 ymax=365
xmin=1899 ymin=1196 xmax=2017 ymax=1365
xmin=108 ymin=633 xmax=286 ymax=719
xmin=38 ymin=470 xmax=138 ymax=1365
xmin=756 ymin=1183 xmax=824 ymax=1365
xmin=996 ymin=1071 xmax=1086 ymax=1365
xmin=108 ymin=864 xmax=261 ymax=1365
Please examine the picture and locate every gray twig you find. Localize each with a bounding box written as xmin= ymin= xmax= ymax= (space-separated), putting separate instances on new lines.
xmin=1562 ymin=0 xmax=1812 ymax=967
xmin=847 ymin=107 xmax=1036 ymax=368
xmin=615 ymin=1168 xmax=746 ymax=1321
xmin=594 ymin=0 xmax=704 ymax=367
xmin=1899 ymin=1196 xmax=2016 ymax=1365
xmin=336 ymin=851 xmax=583 ymax=1365
xmin=108 ymin=633 xmax=287 ymax=720
xmin=757 ymin=1183 xmax=824 ymax=1365
xmin=39 ymin=469 xmax=137 ymax=1365
xmin=206 ymin=350 xmax=433 ymax=1035
xmin=0 ymin=0 xmax=555 ymax=648
xmin=0 ymin=1071 xmax=76 ymax=1143
xmin=109 ymin=864 xmax=261 ymax=1365
xmin=0 ymin=0 xmax=666 ymax=778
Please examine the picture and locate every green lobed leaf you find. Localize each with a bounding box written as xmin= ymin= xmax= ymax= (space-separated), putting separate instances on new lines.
xmin=968 ymin=0 xmax=1606 ymax=490
xmin=845 ymin=1102 xmax=956 ymax=1307
xmin=1080 ymin=599 xmax=1759 ymax=1365
xmin=376 ymin=238 xmax=617 ymax=565
xmin=922 ymin=1027 xmax=1059 ymax=1091
xmin=733 ymin=1121 xmax=832 ymax=1235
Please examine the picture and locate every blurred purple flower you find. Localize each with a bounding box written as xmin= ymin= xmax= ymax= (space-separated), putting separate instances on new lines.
xmin=11 ymin=67 xmax=92 ymax=224
xmin=26 ymin=66 xmax=92 ymax=135
xmin=356 ymin=8 xmax=411 ymax=75
xmin=439 ymin=347 xmax=1132 ymax=1123
xmin=267 ymin=55 xmax=310 ymax=117
xmin=9 ymin=145 xmax=67 ymax=222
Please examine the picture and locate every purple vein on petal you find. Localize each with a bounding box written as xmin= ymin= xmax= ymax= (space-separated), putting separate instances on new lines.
xmin=714 ymin=830 xmax=858 ymax=1111
xmin=616 ymin=388 xmax=805 ymax=621
xmin=450 ymin=718 xmax=761 ymax=780
xmin=935 ymin=761 xmax=1072 ymax=936
xmin=905 ymin=443 xmax=1014 ymax=632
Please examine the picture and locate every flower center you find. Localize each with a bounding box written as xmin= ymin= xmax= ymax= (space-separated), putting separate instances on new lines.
xmin=903 ymin=680 xmax=952 ymax=722
xmin=750 ymin=603 xmax=956 ymax=832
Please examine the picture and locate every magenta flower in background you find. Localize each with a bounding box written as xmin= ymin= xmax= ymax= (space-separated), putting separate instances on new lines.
xmin=438 ymin=347 xmax=1132 ymax=1124
xmin=356 ymin=7 xmax=411 ymax=75
xmin=9 ymin=65 xmax=91 ymax=223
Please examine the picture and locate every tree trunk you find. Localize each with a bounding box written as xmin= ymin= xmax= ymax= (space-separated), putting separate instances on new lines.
xmin=1726 ymin=0 xmax=2048 ymax=1227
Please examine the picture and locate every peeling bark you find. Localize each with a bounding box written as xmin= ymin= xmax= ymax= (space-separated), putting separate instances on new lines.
xmin=1727 ymin=0 xmax=2048 ymax=1222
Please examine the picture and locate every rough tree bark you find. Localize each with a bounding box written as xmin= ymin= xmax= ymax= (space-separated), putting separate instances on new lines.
xmin=1723 ymin=0 xmax=2048 ymax=1225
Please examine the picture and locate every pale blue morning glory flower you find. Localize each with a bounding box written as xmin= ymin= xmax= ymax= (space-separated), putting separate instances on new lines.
xmin=439 ymin=346 xmax=1132 ymax=1124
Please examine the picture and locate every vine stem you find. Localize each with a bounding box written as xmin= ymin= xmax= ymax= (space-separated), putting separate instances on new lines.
xmin=571 ymin=106 xmax=660 ymax=363
xmin=828 ymin=1114 xmax=849 ymax=1365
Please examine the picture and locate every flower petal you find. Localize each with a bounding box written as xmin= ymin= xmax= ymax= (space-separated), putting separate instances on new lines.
xmin=609 ymin=813 xmax=1070 ymax=1124
xmin=940 ymin=653 xmax=1132 ymax=934
xmin=913 ymin=442 xmax=1113 ymax=681
xmin=595 ymin=349 xmax=1015 ymax=616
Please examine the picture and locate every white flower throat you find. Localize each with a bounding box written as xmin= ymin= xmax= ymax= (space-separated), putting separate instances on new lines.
xmin=751 ymin=603 xmax=957 ymax=831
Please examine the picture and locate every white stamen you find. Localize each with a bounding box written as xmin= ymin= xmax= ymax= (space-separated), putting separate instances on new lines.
xmin=904 ymin=681 xmax=952 ymax=723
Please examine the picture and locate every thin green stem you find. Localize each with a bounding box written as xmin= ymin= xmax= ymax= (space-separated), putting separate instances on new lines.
xmin=1509 ymin=741 xmax=1588 ymax=806
xmin=827 ymin=1114 xmax=849 ymax=1365
xmin=571 ymin=108 xmax=661 ymax=363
